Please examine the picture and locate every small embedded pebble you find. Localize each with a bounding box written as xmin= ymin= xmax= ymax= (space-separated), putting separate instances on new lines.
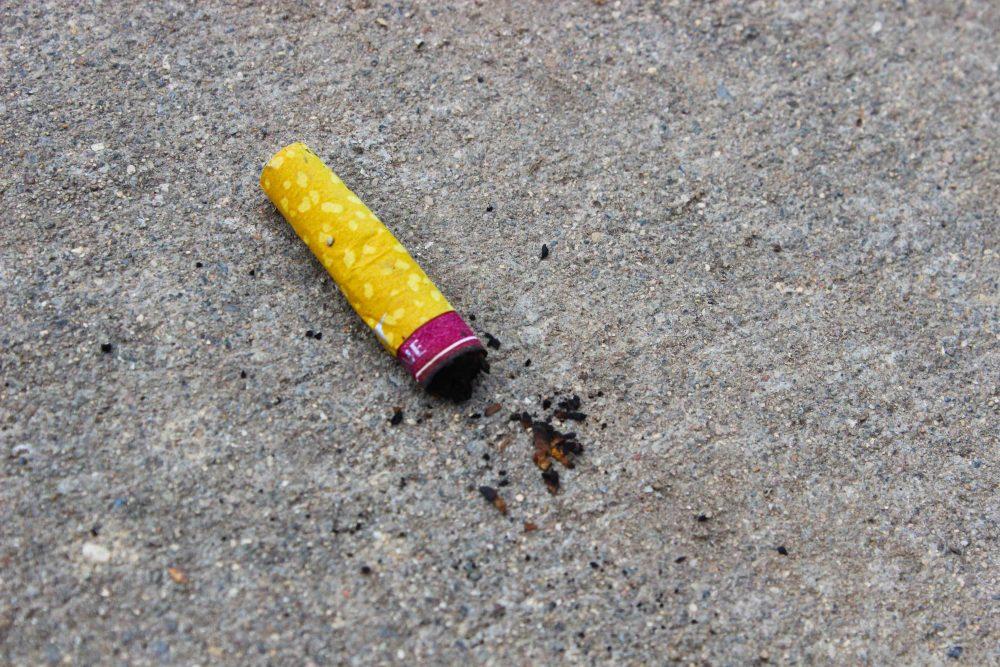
xmin=81 ymin=542 xmax=111 ymax=563
xmin=484 ymin=333 xmax=501 ymax=350
xmin=540 ymin=243 xmax=549 ymax=259
xmin=389 ymin=408 xmax=403 ymax=425
xmin=100 ymin=343 xmax=113 ymax=354
xmin=167 ymin=567 xmax=189 ymax=584
xmin=776 ymin=546 xmax=789 ymax=555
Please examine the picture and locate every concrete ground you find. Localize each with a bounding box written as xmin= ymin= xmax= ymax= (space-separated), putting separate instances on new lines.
xmin=2 ymin=1 xmax=997 ymax=664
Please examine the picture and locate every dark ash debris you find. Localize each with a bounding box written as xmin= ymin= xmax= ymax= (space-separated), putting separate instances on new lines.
xmin=478 ymin=485 xmax=507 ymax=515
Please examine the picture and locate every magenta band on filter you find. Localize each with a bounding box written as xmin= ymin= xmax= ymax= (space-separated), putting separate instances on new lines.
xmin=397 ymin=311 xmax=485 ymax=384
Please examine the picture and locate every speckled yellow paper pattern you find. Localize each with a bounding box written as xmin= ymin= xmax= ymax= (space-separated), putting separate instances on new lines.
xmin=260 ymin=143 xmax=452 ymax=354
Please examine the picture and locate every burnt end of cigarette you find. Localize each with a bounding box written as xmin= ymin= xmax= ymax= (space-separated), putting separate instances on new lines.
xmin=424 ymin=348 xmax=489 ymax=402
xmin=397 ymin=311 xmax=487 ymax=402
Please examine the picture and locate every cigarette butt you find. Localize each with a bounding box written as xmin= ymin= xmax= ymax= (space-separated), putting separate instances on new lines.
xmin=260 ymin=143 xmax=486 ymax=399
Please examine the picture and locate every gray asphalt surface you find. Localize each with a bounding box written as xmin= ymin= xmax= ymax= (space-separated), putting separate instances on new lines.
xmin=2 ymin=1 xmax=998 ymax=664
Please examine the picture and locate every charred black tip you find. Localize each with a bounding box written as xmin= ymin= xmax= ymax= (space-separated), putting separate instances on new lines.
xmin=425 ymin=349 xmax=488 ymax=402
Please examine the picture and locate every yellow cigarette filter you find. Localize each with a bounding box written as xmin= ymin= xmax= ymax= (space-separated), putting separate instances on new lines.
xmin=260 ymin=143 xmax=486 ymax=400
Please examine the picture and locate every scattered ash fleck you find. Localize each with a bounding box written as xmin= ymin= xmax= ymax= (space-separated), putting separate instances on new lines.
xmin=484 ymin=333 xmax=501 ymax=350
xmin=557 ymin=395 xmax=582 ymax=411
xmin=509 ymin=411 xmax=533 ymax=430
xmin=541 ymin=468 xmax=560 ymax=494
xmin=540 ymin=243 xmax=549 ymax=260
xmin=776 ymin=545 xmax=789 ymax=555
xmin=479 ymin=486 xmax=507 ymax=515
xmin=553 ymin=394 xmax=587 ymax=421
xmin=359 ymin=565 xmax=373 ymax=575
xmin=529 ymin=420 xmax=583 ymax=472
xmin=100 ymin=342 xmax=113 ymax=354
xmin=389 ymin=408 xmax=403 ymax=426
xmin=509 ymin=393 xmax=590 ymax=494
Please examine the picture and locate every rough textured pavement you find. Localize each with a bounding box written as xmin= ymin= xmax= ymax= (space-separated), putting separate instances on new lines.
xmin=2 ymin=1 xmax=998 ymax=664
